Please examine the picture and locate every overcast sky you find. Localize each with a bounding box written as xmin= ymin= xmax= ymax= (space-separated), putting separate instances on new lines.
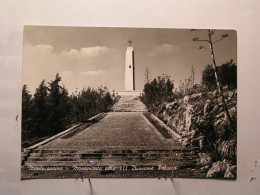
xmin=23 ymin=26 xmax=236 ymax=94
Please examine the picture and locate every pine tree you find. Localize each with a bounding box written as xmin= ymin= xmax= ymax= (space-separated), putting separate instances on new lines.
xmin=59 ymin=86 xmax=71 ymax=128
xmin=48 ymin=73 xmax=63 ymax=133
xmin=22 ymin=85 xmax=33 ymax=140
xmin=32 ymin=80 xmax=49 ymax=136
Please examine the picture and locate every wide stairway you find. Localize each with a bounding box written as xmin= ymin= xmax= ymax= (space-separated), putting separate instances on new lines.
xmin=22 ymin=94 xmax=200 ymax=178
xmin=112 ymin=95 xmax=147 ymax=112
xmin=23 ymin=148 xmax=197 ymax=167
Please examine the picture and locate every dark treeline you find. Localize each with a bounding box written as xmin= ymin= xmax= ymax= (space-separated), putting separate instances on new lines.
xmin=141 ymin=60 xmax=237 ymax=112
xmin=22 ymin=73 xmax=114 ymax=147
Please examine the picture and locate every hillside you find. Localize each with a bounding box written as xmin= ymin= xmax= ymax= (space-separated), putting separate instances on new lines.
xmin=154 ymin=89 xmax=237 ymax=178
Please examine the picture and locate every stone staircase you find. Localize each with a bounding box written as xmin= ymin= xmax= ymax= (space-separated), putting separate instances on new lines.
xmin=22 ymin=93 xmax=202 ymax=178
xmin=112 ymin=95 xmax=147 ymax=112
xmin=23 ymin=148 xmax=197 ymax=167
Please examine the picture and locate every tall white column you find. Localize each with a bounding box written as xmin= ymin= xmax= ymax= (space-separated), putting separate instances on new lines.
xmin=124 ymin=46 xmax=135 ymax=90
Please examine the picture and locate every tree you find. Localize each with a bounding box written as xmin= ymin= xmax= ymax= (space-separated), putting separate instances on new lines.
xmin=192 ymin=29 xmax=235 ymax=132
xmin=22 ymin=73 xmax=116 ymax=147
xmin=218 ymin=59 xmax=237 ymax=88
xmin=202 ymin=60 xmax=237 ymax=90
xmin=59 ymin=86 xmax=72 ymax=128
xmin=191 ymin=65 xmax=196 ymax=88
xmin=166 ymin=78 xmax=174 ymax=98
xmin=22 ymin=85 xmax=33 ymax=140
xmin=201 ymin=64 xmax=217 ymax=90
xmin=178 ymin=65 xmax=197 ymax=96
xmin=73 ymin=86 xmax=114 ymax=122
xmin=141 ymin=74 xmax=174 ymax=112
xmin=101 ymin=92 xmax=113 ymax=112
xmin=48 ymin=73 xmax=63 ymax=132
xmin=144 ymin=66 xmax=151 ymax=84
xmin=32 ymin=80 xmax=49 ymax=136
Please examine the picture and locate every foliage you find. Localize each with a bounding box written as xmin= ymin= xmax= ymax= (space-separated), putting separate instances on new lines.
xmin=141 ymin=74 xmax=174 ymax=113
xmin=144 ymin=66 xmax=151 ymax=84
xmin=178 ymin=77 xmax=193 ymax=96
xmin=31 ymin=80 xmax=49 ymax=136
xmin=70 ymin=86 xmax=113 ymax=123
xmin=176 ymin=65 xmax=200 ymax=97
xmin=22 ymin=85 xmax=33 ymax=140
xmin=22 ymin=74 xmax=114 ymax=147
xmin=155 ymin=89 xmax=237 ymax=163
xmin=202 ymin=59 xmax=237 ymax=90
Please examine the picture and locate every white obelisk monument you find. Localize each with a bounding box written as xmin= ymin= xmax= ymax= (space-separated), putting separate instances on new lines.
xmin=115 ymin=40 xmax=143 ymax=96
xmin=124 ymin=39 xmax=135 ymax=90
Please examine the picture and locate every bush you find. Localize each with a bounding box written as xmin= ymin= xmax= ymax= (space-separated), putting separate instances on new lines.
xmin=202 ymin=60 xmax=237 ymax=90
xmin=141 ymin=75 xmax=174 ymax=113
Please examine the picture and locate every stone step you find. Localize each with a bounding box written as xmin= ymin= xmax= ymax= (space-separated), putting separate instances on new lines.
xmin=33 ymin=149 xmax=195 ymax=154
xmin=27 ymin=155 xmax=195 ymax=162
xmin=30 ymin=153 xmax=81 ymax=157
xmin=25 ymin=147 xmax=198 ymax=168
xmin=112 ymin=109 xmax=146 ymax=112
xmin=30 ymin=152 xmax=195 ymax=159
xmin=27 ymin=157 xmax=80 ymax=162
xmin=25 ymin=159 xmax=196 ymax=167
xmin=112 ymin=96 xmax=147 ymax=112
xmin=33 ymin=149 xmax=78 ymax=153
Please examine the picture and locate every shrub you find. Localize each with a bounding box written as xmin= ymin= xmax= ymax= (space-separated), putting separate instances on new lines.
xmin=141 ymin=74 xmax=174 ymax=113
xmin=202 ymin=60 xmax=237 ymax=90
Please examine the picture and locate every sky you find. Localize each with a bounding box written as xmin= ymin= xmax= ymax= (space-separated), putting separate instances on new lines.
xmin=22 ymin=26 xmax=237 ymax=94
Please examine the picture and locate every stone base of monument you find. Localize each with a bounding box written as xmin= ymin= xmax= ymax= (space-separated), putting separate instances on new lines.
xmin=114 ymin=90 xmax=143 ymax=97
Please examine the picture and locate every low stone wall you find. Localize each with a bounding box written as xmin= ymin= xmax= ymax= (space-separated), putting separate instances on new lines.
xmin=26 ymin=113 xmax=107 ymax=151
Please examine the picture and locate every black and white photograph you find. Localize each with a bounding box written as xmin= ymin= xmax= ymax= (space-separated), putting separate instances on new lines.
xmin=21 ymin=26 xmax=237 ymax=179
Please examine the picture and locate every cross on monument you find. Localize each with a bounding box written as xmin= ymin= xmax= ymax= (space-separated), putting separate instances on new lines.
xmin=128 ymin=39 xmax=132 ymax=47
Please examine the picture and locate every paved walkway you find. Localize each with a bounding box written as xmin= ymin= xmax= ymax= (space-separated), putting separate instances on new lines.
xmin=39 ymin=112 xmax=179 ymax=150
xmin=38 ymin=95 xmax=179 ymax=151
